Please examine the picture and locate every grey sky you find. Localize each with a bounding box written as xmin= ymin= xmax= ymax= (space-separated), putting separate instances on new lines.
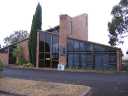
xmin=0 ymin=0 xmax=127 ymax=57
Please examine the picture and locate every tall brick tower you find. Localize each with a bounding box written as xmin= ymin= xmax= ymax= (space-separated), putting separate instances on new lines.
xmin=58 ymin=14 xmax=88 ymax=70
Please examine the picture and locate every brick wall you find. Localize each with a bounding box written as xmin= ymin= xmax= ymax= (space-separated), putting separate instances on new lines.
xmin=0 ymin=39 xmax=29 ymax=65
xmin=59 ymin=15 xmax=72 ymax=65
xmin=59 ymin=14 xmax=88 ymax=65
xmin=117 ymin=49 xmax=123 ymax=72
xmin=70 ymin=14 xmax=88 ymax=41
xmin=18 ymin=39 xmax=29 ymax=62
xmin=0 ymin=53 xmax=8 ymax=65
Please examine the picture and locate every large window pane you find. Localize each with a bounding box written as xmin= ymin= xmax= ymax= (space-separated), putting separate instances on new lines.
xmin=95 ymin=54 xmax=103 ymax=69
xmin=84 ymin=42 xmax=93 ymax=51
xmin=85 ymin=54 xmax=93 ymax=67
xmin=45 ymin=33 xmax=51 ymax=52
xmin=94 ymin=45 xmax=105 ymax=51
xmin=79 ymin=42 xmax=85 ymax=51
xmin=52 ymin=35 xmax=59 ymax=68
xmin=68 ymin=54 xmax=74 ymax=67
xmin=102 ymin=54 xmax=109 ymax=69
xmin=80 ymin=54 xmax=87 ymax=68
xmin=74 ymin=41 xmax=79 ymax=51
xmin=39 ymin=53 xmax=45 ymax=67
xmin=67 ymin=38 xmax=118 ymax=70
xmin=39 ymin=41 xmax=45 ymax=52
xmin=109 ymin=54 xmax=116 ymax=65
xmin=39 ymin=32 xmax=59 ymax=68
xmin=39 ymin=32 xmax=45 ymax=52
xmin=74 ymin=54 xmax=79 ymax=67
xmin=52 ymin=35 xmax=59 ymax=53
xmin=67 ymin=39 xmax=74 ymax=51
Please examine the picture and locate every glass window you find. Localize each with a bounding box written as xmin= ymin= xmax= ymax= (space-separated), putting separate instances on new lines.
xmin=95 ymin=54 xmax=103 ymax=69
xmin=102 ymin=54 xmax=109 ymax=65
xmin=39 ymin=53 xmax=45 ymax=67
xmin=45 ymin=33 xmax=51 ymax=52
xmin=74 ymin=40 xmax=79 ymax=51
xmin=79 ymin=42 xmax=85 ymax=51
xmin=39 ymin=32 xmax=45 ymax=52
xmin=68 ymin=54 xmax=74 ymax=67
xmin=67 ymin=39 xmax=74 ymax=51
xmin=39 ymin=32 xmax=45 ymax=41
xmin=52 ymin=35 xmax=59 ymax=68
xmin=74 ymin=54 xmax=79 ymax=67
xmin=52 ymin=35 xmax=59 ymax=53
xmin=94 ymin=45 xmax=105 ymax=51
xmin=39 ymin=41 xmax=45 ymax=52
xmin=39 ymin=32 xmax=59 ymax=68
xmin=80 ymin=54 xmax=87 ymax=68
xmin=102 ymin=54 xmax=112 ymax=69
xmin=85 ymin=54 xmax=93 ymax=67
xmin=105 ymin=47 xmax=116 ymax=52
xmin=84 ymin=42 xmax=93 ymax=51
xmin=109 ymin=54 xmax=116 ymax=64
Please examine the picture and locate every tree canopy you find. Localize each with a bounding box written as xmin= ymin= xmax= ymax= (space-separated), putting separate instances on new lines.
xmin=108 ymin=0 xmax=128 ymax=46
xmin=4 ymin=30 xmax=29 ymax=46
xmin=28 ymin=3 xmax=42 ymax=65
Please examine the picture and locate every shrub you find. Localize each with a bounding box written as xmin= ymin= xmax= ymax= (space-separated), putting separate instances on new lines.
xmin=13 ymin=45 xmax=25 ymax=65
xmin=0 ymin=59 xmax=4 ymax=71
xmin=18 ymin=57 xmax=27 ymax=65
xmin=123 ymin=64 xmax=128 ymax=71
xmin=23 ymin=63 xmax=33 ymax=68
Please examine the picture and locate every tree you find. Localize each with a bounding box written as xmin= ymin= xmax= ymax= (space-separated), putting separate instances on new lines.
xmin=28 ymin=3 xmax=42 ymax=65
xmin=12 ymin=45 xmax=23 ymax=65
xmin=4 ymin=30 xmax=29 ymax=46
xmin=108 ymin=0 xmax=128 ymax=46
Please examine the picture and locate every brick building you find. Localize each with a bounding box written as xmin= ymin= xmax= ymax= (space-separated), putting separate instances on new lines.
xmin=0 ymin=14 xmax=123 ymax=71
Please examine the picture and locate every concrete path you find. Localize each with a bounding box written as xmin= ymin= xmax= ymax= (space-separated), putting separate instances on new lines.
xmin=2 ymin=67 xmax=128 ymax=96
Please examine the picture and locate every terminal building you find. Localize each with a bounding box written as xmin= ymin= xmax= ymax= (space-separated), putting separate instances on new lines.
xmin=0 ymin=14 xmax=123 ymax=71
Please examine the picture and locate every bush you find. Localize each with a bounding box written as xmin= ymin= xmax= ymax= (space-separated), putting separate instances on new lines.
xmin=123 ymin=64 xmax=128 ymax=71
xmin=23 ymin=63 xmax=33 ymax=68
xmin=0 ymin=60 xmax=4 ymax=71
xmin=18 ymin=57 xmax=27 ymax=65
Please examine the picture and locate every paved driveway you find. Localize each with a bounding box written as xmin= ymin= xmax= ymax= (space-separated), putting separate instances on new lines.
xmin=2 ymin=67 xmax=128 ymax=96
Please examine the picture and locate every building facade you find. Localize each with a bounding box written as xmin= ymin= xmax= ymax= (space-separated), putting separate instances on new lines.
xmin=0 ymin=14 xmax=123 ymax=71
xmin=36 ymin=14 xmax=123 ymax=71
xmin=0 ymin=39 xmax=29 ymax=65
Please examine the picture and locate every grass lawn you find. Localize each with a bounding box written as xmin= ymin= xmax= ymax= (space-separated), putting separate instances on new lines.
xmin=0 ymin=77 xmax=90 ymax=96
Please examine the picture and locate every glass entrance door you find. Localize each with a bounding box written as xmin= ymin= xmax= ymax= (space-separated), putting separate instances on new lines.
xmin=39 ymin=32 xmax=59 ymax=68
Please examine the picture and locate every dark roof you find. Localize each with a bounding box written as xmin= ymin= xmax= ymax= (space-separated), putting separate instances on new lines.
xmin=45 ymin=26 xmax=59 ymax=32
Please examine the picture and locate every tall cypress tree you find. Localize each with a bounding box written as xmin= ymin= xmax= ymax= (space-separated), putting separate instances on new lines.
xmin=29 ymin=3 xmax=42 ymax=65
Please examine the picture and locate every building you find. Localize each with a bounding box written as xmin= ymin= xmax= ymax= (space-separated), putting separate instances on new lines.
xmin=0 ymin=38 xmax=29 ymax=66
xmin=0 ymin=14 xmax=123 ymax=71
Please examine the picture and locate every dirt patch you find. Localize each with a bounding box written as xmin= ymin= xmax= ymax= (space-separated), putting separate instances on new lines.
xmin=0 ymin=77 xmax=90 ymax=96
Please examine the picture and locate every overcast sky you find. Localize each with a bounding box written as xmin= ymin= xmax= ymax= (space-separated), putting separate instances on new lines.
xmin=0 ymin=0 xmax=127 ymax=56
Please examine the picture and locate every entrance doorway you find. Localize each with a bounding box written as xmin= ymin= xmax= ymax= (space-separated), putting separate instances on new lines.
xmin=39 ymin=32 xmax=59 ymax=68
xmin=9 ymin=45 xmax=16 ymax=64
